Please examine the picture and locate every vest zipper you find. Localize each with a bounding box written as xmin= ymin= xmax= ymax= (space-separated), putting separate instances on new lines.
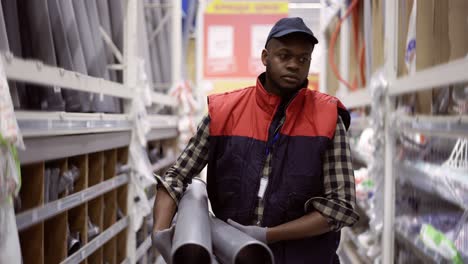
xmin=255 ymin=102 xmax=279 ymax=226
xmin=259 ymin=93 xmax=297 ymax=226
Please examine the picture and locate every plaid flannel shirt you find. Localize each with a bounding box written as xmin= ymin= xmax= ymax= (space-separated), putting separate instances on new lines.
xmin=155 ymin=114 xmax=359 ymax=231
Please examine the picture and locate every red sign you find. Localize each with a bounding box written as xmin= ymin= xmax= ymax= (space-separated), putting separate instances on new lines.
xmin=203 ymin=2 xmax=288 ymax=79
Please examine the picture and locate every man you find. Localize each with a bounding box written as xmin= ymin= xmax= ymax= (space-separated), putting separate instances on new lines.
xmin=153 ymin=17 xmax=358 ymax=263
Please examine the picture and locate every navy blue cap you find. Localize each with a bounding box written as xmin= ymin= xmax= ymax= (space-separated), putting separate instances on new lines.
xmin=265 ymin=17 xmax=319 ymax=47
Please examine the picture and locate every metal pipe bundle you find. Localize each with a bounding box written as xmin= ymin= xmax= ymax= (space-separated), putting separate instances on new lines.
xmin=168 ymin=178 xmax=274 ymax=264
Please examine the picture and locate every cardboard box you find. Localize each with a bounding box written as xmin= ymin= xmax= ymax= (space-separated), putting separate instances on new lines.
xmin=415 ymin=0 xmax=450 ymax=114
xmin=397 ymin=0 xmax=414 ymax=77
xmin=371 ymin=0 xmax=384 ymax=75
xmin=325 ymin=16 xmax=341 ymax=97
xmin=448 ymin=0 xmax=468 ymax=60
xmin=416 ymin=0 xmax=450 ymax=71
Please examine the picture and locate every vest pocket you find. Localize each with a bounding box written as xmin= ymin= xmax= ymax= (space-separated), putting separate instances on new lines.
xmin=214 ymin=154 xmax=243 ymax=209
xmin=285 ymin=172 xmax=322 ymax=201
xmin=286 ymin=192 xmax=309 ymax=221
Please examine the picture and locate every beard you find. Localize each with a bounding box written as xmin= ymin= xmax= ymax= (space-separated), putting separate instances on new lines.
xmin=265 ymin=65 xmax=304 ymax=96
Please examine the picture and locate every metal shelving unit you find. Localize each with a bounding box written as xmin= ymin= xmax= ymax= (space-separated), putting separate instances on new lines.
xmin=18 ymin=131 xmax=132 ymax=164
xmin=62 ymin=217 xmax=130 ymax=264
xmin=151 ymin=92 xmax=178 ymax=107
xmin=389 ymin=58 xmax=468 ymax=96
xmin=148 ymin=114 xmax=179 ymax=129
xmin=394 ymin=114 xmax=468 ymax=139
xmin=396 ymin=161 xmax=468 ymax=210
xmin=15 ymin=111 xmax=132 ymax=137
xmin=147 ymin=127 xmax=178 ymax=141
xmin=1 ymin=0 xmax=182 ymax=263
xmin=16 ymin=174 xmax=129 ymax=231
xmin=340 ymin=89 xmax=372 ymax=110
xmin=1 ymin=54 xmax=133 ymax=100
xmin=321 ymin=1 xmax=468 ymax=263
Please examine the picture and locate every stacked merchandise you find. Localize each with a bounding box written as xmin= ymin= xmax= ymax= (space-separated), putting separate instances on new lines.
xmin=144 ymin=0 xmax=172 ymax=93
xmin=0 ymin=0 xmax=126 ymax=113
xmin=393 ymin=109 xmax=468 ymax=264
xmin=345 ymin=112 xmax=381 ymax=263
xmin=322 ymin=0 xmax=467 ymax=262
xmin=391 ymin=32 xmax=468 ymax=259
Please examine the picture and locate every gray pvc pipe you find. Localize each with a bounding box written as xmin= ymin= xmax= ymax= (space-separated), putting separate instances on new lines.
xmin=84 ymin=0 xmax=117 ymax=113
xmin=58 ymin=0 xmax=92 ymax=112
xmin=210 ymin=217 xmax=274 ymax=264
xmin=171 ymin=178 xmax=212 ymax=264
xmin=1 ymin=0 xmax=27 ymax=109
xmin=0 ymin=1 xmax=9 ymax=51
xmin=48 ymin=0 xmax=90 ymax=112
xmin=150 ymin=0 xmax=171 ymax=87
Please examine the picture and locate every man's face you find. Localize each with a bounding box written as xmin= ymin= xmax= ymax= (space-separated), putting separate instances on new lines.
xmin=262 ymin=33 xmax=314 ymax=93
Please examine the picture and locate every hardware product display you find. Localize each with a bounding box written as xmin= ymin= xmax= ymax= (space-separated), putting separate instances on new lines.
xmin=0 ymin=0 xmax=133 ymax=113
xmin=17 ymin=0 xmax=66 ymax=111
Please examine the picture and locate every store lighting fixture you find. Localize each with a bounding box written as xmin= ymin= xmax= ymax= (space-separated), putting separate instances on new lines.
xmin=288 ymin=3 xmax=322 ymax=9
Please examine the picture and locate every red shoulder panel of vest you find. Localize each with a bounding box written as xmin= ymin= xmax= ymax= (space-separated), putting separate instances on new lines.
xmin=208 ymin=86 xmax=272 ymax=141
xmin=280 ymin=89 xmax=342 ymax=139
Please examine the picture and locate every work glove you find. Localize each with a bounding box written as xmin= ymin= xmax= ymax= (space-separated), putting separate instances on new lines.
xmin=152 ymin=225 xmax=175 ymax=264
xmin=227 ymin=219 xmax=268 ymax=244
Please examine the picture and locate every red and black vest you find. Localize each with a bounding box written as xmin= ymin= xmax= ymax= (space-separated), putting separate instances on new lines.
xmin=207 ymin=75 xmax=350 ymax=264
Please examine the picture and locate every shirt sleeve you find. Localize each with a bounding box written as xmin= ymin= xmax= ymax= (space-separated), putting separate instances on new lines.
xmin=304 ymin=116 xmax=360 ymax=231
xmin=154 ymin=114 xmax=211 ymax=205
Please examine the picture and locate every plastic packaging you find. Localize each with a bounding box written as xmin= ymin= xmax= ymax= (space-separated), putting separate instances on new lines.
xmin=420 ymin=224 xmax=463 ymax=264
xmin=0 ymin=145 xmax=20 ymax=204
xmin=0 ymin=199 xmax=22 ymax=264
xmin=395 ymin=184 xmax=468 ymax=262
xmin=0 ymin=53 xmax=23 ymax=148
xmin=0 ymin=146 xmax=20 ymax=261
xmin=365 ymin=69 xmax=388 ymax=235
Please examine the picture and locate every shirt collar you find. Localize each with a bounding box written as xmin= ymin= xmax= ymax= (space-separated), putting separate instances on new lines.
xmin=255 ymin=73 xmax=308 ymax=114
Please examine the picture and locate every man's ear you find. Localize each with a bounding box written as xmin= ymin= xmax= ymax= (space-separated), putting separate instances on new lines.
xmin=261 ymin=49 xmax=268 ymax=66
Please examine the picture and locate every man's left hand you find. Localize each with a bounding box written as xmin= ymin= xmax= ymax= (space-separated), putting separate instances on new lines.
xmin=227 ymin=219 xmax=268 ymax=244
